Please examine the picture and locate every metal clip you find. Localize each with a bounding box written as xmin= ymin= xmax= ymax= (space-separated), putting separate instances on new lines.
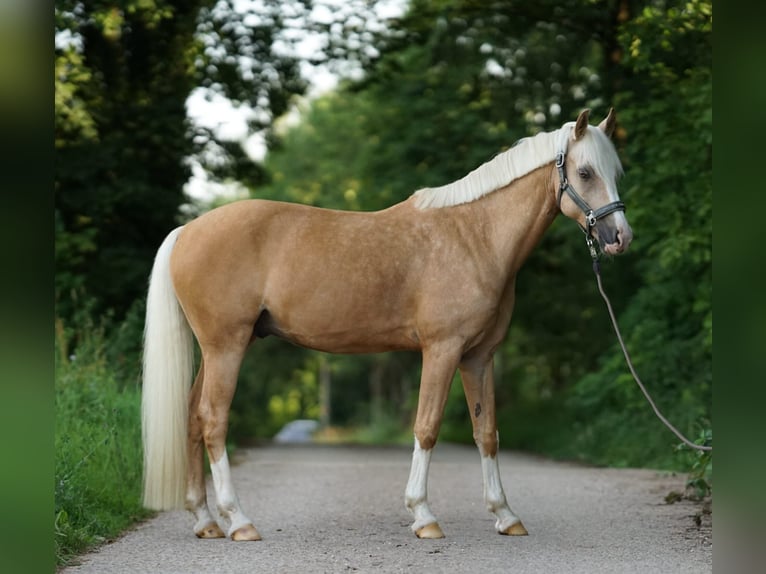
xmin=586 ymin=236 xmax=598 ymax=260
xmin=555 ymin=152 xmax=566 ymax=168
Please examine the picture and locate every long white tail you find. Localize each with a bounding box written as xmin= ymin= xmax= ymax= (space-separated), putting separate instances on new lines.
xmin=141 ymin=227 xmax=194 ymax=510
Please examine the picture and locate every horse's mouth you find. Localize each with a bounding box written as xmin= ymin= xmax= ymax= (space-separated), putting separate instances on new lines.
xmin=602 ymin=241 xmax=627 ymax=256
xmin=597 ymin=230 xmax=632 ymax=255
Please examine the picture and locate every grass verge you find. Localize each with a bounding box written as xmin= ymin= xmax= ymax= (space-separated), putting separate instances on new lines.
xmin=55 ymin=319 xmax=151 ymax=567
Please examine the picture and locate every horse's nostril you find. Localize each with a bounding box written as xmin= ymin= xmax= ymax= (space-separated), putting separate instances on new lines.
xmin=612 ymin=228 xmax=633 ymax=253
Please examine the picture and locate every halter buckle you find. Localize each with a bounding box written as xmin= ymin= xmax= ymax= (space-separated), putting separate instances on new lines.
xmin=555 ymin=151 xmax=566 ymax=168
xmin=586 ymin=235 xmax=598 ymax=260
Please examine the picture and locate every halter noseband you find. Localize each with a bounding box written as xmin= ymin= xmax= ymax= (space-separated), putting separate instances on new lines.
xmin=555 ymin=151 xmax=625 ymax=259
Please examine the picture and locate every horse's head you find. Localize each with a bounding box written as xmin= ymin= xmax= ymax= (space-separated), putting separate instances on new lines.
xmin=556 ymin=109 xmax=633 ymax=256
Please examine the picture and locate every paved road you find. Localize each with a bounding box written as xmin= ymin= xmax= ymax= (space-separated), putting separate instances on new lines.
xmin=63 ymin=444 xmax=711 ymax=573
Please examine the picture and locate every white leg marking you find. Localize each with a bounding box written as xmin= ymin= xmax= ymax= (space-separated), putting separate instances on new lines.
xmin=210 ymin=450 xmax=254 ymax=535
xmin=186 ymin=485 xmax=219 ymax=535
xmin=404 ymin=438 xmax=439 ymax=532
xmin=480 ymin=451 xmax=521 ymax=532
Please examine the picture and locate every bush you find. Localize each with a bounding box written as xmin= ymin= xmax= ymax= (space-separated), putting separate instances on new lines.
xmin=54 ymin=318 xmax=151 ymax=566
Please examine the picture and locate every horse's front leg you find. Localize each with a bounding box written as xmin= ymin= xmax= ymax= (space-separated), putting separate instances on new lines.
xmin=459 ymin=354 xmax=528 ymax=536
xmin=405 ymin=343 xmax=463 ymax=539
xmin=199 ymin=343 xmax=261 ymax=541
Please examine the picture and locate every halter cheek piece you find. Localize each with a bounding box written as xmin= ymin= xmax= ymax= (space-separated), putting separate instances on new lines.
xmin=555 ymin=151 xmax=625 ymax=259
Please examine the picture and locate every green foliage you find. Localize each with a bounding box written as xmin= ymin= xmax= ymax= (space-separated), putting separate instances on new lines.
xmin=262 ymin=93 xmax=380 ymax=209
xmin=54 ymin=317 xmax=149 ymax=566
xmin=227 ymin=338 xmax=318 ymax=440
xmin=55 ymin=1 xmax=201 ymax=320
xmin=55 ymin=0 xmax=308 ymax=322
xmin=350 ymin=410 xmax=414 ymax=445
xmin=679 ymin=428 xmax=713 ymax=498
xmin=570 ymin=0 xmax=712 ymax=469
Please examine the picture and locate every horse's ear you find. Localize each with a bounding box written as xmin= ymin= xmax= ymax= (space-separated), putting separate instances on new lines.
xmin=598 ymin=107 xmax=617 ymax=138
xmin=574 ymin=109 xmax=590 ymax=140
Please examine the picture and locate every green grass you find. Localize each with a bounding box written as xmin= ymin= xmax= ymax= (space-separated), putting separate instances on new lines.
xmin=55 ymin=320 xmax=151 ymax=566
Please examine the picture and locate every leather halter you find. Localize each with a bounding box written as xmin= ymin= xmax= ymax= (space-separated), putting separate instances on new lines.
xmin=555 ymin=151 xmax=625 ymax=259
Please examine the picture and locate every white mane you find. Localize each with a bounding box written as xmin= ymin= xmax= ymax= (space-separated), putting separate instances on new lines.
xmin=412 ymin=121 xmax=621 ymax=209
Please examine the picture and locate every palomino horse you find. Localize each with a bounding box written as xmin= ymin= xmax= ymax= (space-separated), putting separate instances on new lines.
xmin=142 ymin=109 xmax=632 ymax=541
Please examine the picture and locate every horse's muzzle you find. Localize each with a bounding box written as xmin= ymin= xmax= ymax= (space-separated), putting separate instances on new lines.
xmin=595 ymin=218 xmax=633 ymax=255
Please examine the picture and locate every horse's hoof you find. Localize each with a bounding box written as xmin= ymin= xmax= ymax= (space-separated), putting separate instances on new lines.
xmin=195 ymin=522 xmax=226 ymax=539
xmin=231 ymin=524 xmax=262 ymax=541
xmin=415 ymin=522 xmax=445 ymax=539
xmin=500 ymin=521 xmax=528 ymax=536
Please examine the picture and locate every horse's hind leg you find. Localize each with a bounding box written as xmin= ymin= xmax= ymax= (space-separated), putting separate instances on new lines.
xmin=186 ymin=359 xmax=225 ymax=538
xmin=199 ymin=338 xmax=261 ymax=541
xmin=459 ymin=354 xmax=527 ymax=536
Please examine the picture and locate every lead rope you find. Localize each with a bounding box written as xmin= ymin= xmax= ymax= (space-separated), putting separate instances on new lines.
xmin=591 ymin=256 xmax=712 ymax=452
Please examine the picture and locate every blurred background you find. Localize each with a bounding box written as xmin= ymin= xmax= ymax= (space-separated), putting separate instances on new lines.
xmin=53 ymin=0 xmax=711 ymax=565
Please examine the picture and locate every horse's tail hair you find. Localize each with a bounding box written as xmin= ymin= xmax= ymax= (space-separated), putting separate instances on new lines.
xmin=141 ymin=226 xmax=193 ymax=510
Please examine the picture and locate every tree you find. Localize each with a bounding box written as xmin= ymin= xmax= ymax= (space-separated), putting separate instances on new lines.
xmin=55 ymin=0 xmax=307 ymax=321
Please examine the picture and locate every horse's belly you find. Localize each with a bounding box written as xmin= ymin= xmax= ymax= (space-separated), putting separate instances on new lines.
xmin=274 ymin=320 xmax=420 ymax=354
xmin=263 ymin=296 xmax=420 ymax=354
xmin=285 ymin=329 xmax=419 ymax=354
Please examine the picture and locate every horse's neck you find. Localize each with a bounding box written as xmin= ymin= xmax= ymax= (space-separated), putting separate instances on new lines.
xmin=467 ymin=164 xmax=559 ymax=276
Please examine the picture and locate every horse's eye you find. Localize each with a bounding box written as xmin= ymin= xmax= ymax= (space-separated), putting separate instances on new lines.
xmin=578 ymin=168 xmax=591 ymax=180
